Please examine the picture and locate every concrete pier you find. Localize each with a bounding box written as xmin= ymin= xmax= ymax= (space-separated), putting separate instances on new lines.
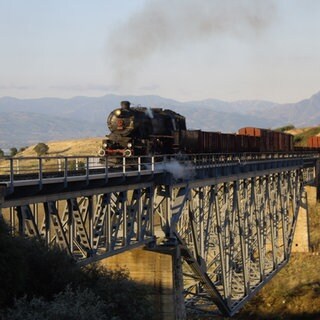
xmin=292 ymin=186 xmax=317 ymax=253
xmin=100 ymin=246 xmax=186 ymax=320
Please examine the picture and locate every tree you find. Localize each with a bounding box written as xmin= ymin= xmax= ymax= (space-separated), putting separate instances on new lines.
xmin=33 ymin=143 xmax=49 ymax=156
xmin=19 ymin=146 xmax=28 ymax=153
xmin=275 ymin=124 xmax=295 ymax=132
xmin=0 ymin=149 xmax=4 ymax=157
xmin=10 ymin=148 xmax=17 ymax=157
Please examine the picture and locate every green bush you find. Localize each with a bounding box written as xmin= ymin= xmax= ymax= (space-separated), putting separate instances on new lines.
xmin=80 ymin=265 xmax=153 ymax=320
xmin=33 ymin=143 xmax=49 ymax=156
xmin=275 ymin=124 xmax=295 ymax=132
xmin=19 ymin=146 xmax=28 ymax=153
xmin=294 ymin=136 xmax=303 ymax=143
xmin=0 ymin=219 xmax=153 ymax=319
xmin=10 ymin=148 xmax=18 ymax=157
xmin=4 ymin=287 xmax=109 ymax=320
xmin=68 ymin=160 xmax=85 ymax=171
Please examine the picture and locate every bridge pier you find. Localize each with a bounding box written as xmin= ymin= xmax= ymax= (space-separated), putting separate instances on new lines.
xmin=292 ymin=186 xmax=317 ymax=253
xmin=100 ymin=246 xmax=186 ymax=320
xmin=315 ymin=159 xmax=320 ymax=199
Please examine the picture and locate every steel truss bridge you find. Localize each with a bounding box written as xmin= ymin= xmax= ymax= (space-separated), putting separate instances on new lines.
xmin=0 ymin=152 xmax=318 ymax=317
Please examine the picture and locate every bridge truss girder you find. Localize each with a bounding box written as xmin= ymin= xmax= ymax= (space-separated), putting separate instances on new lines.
xmin=154 ymin=169 xmax=305 ymax=316
xmin=1 ymin=166 xmax=310 ymax=317
xmin=5 ymin=186 xmax=155 ymax=261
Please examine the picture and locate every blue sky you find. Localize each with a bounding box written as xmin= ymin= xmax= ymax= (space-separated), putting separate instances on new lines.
xmin=1 ymin=0 xmax=320 ymax=103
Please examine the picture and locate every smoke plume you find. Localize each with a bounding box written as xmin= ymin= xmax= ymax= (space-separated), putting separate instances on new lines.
xmin=107 ymin=0 xmax=276 ymax=84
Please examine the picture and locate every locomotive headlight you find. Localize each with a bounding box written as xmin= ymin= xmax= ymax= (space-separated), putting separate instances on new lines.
xmin=103 ymin=142 xmax=108 ymax=148
xmin=127 ymin=142 xmax=132 ymax=148
xmin=115 ymin=109 xmax=121 ymax=116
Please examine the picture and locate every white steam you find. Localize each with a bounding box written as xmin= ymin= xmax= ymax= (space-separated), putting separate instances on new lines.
xmin=145 ymin=108 xmax=154 ymax=119
xmin=156 ymin=158 xmax=195 ymax=180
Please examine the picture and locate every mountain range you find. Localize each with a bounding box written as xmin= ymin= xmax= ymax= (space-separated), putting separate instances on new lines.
xmin=1 ymin=92 xmax=320 ymax=148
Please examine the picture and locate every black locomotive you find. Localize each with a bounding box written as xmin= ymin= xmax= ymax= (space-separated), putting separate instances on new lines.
xmin=99 ymin=101 xmax=186 ymax=157
xmin=100 ymin=101 xmax=297 ymax=158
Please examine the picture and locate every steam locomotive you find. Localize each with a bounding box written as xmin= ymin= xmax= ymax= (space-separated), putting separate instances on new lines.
xmin=99 ymin=101 xmax=186 ymax=157
xmin=99 ymin=101 xmax=313 ymax=157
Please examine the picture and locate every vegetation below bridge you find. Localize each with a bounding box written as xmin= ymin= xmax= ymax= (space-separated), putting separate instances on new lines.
xmin=0 ymin=219 xmax=153 ymax=320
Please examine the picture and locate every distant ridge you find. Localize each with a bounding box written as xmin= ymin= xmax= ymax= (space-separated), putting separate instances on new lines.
xmin=0 ymin=92 xmax=320 ymax=148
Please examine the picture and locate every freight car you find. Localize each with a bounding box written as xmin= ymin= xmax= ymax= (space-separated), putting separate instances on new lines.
xmin=238 ymin=127 xmax=293 ymax=152
xmin=177 ymin=130 xmax=261 ymax=153
xmin=307 ymin=136 xmax=320 ymax=149
xmin=99 ymin=101 xmax=295 ymax=157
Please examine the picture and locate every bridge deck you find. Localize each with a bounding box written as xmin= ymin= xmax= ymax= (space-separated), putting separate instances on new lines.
xmin=0 ymin=152 xmax=317 ymax=201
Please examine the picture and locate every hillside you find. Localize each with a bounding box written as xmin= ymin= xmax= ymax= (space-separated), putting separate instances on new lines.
xmin=17 ymin=137 xmax=103 ymax=157
xmin=291 ymin=127 xmax=320 ymax=146
xmin=2 ymin=91 xmax=320 ymax=148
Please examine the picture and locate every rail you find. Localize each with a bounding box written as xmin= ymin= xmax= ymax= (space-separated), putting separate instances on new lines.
xmin=0 ymin=152 xmax=318 ymax=191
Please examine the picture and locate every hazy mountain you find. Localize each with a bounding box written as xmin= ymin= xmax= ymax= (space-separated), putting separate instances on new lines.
xmin=257 ymin=91 xmax=320 ymax=127
xmin=0 ymin=112 xmax=104 ymax=148
xmin=0 ymin=92 xmax=320 ymax=148
xmin=184 ymin=99 xmax=278 ymax=115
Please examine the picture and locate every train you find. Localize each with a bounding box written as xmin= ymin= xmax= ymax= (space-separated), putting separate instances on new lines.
xmin=98 ymin=101 xmax=318 ymax=157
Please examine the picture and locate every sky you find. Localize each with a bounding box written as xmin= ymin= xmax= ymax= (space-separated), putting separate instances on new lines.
xmin=1 ymin=0 xmax=320 ymax=103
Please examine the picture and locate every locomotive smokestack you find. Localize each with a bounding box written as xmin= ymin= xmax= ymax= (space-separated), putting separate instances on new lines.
xmin=121 ymin=101 xmax=131 ymax=110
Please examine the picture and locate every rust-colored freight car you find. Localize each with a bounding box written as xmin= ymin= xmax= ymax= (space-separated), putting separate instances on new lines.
xmin=307 ymin=136 xmax=320 ymax=148
xmin=238 ymin=127 xmax=293 ymax=152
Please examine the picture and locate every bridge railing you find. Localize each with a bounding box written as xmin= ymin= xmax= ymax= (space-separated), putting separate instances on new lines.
xmin=0 ymin=155 xmax=158 ymax=189
xmin=0 ymin=152 xmax=318 ymax=190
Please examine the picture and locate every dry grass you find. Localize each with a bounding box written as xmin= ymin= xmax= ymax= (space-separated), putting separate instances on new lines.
xmin=236 ymin=253 xmax=320 ymax=319
xmin=287 ymin=128 xmax=312 ymax=136
xmin=189 ymin=253 xmax=320 ymax=320
xmin=0 ymin=137 xmax=104 ymax=175
xmin=19 ymin=137 xmax=104 ymax=157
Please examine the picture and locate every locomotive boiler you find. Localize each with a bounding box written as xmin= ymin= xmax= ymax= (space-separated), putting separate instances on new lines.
xmin=99 ymin=101 xmax=186 ymax=157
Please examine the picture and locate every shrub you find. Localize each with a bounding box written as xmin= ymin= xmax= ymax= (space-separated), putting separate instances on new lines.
xmin=275 ymin=125 xmax=295 ymax=132
xmin=33 ymin=143 xmax=49 ymax=156
xmin=79 ymin=264 xmax=153 ymax=320
xmin=10 ymin=148 xmax=18 ymax=157
xmin=294 ymin=136 xmax=303 ymax=143
xmin=0 ymin=220 xmax=153 ymax=319
xmin=19 ymin=146 xmax=27 ymax=153
xmin=68 ymin=160 xmax=85 ymax=171
xmin=3 ymin=287 xmax=110 ymax=320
